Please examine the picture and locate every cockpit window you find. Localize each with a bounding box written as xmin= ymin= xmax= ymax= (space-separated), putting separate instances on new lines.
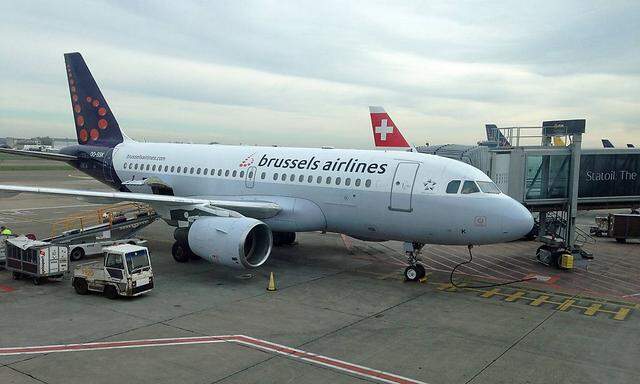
xmin=446 ymin=180 xmax=461 ymax=194
xmin=461 ymin=180 xmax=480 ymax=194
xmin=477 ymin=181 xmax=501 ymax=194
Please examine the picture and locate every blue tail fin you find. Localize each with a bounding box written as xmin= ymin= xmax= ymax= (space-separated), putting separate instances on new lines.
xmin=601 ymin=139 xmax=614 ymax=148
xmin=485 ymin=124 xmax=510 ymax=146
xmin=627 ymin=143 xmax=635 ymax=148
xmin=64 ymin=52 xmax=124 ymax=147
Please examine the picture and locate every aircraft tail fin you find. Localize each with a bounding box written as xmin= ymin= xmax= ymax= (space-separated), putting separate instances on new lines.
xmin=627 ymin=144 xmax=635 ymax=148
xmin=369 ymin=106 xmax=411 ymax=150
xmin=602 ymin=139 xmax=614 ymax=148
xmin=485 ymin=124 xmax=510 ymax=147
xmin=64 ymin=52 xmax=127 ymax=147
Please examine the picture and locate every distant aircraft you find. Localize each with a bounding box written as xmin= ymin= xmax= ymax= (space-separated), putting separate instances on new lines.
xmin=602 ymin=139 xmax=635 ymax=148
xmin=0 ymin=53 xmax=533 ymax=282
xmin=485 ymin=124 xmax=511 ymax=147
xmin=368 ymin=106 xmax=412 ymax=150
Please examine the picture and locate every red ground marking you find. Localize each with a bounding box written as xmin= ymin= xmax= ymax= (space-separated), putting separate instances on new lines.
xmin=0 ymin=335 xmax=427 ymax=384
xmin=0 ymin=284 xmax=15 ymax=293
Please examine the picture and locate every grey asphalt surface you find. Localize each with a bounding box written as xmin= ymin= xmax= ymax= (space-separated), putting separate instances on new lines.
xmin=0 ymin=170 xmax=638 ymax=384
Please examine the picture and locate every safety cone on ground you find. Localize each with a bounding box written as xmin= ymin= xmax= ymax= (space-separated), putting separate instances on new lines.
xmin=267 ymin=272 xmax=277 ymax=291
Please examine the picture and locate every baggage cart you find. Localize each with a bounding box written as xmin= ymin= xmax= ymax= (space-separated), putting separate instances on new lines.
xmin=5 ymin=237 xmax=69 ymax=284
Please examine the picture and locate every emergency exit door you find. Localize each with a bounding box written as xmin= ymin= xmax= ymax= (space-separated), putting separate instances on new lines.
xmin=389 ymin=162 xmax=419 ymax=212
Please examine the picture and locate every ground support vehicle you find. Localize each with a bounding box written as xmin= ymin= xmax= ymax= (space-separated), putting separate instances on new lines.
xmin=4 ymin=237 xmax=69 ymax=284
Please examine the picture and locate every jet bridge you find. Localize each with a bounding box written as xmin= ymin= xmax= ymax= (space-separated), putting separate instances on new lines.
xmin=418 ymin=119 xmax=640 ymax=268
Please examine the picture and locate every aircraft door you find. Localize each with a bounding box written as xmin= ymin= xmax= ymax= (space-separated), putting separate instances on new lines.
xmin=389 ymin=162 xmax=420 ymax=212
xmin=245 ymin=166 xmax=257 ymax=188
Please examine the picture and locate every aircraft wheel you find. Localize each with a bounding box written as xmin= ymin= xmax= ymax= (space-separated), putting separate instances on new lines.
xmin=404 ymin=266 xmax=420 ymax=282
xmin=172 ymin=241 xmax=190 ymax=263
xmin=70 ymin=247 xmax=85 ymax=261
xmin=73 ymin=278 xmax=89 ymax=295
xmin=415 ymin=264 xmax=426 ymax=279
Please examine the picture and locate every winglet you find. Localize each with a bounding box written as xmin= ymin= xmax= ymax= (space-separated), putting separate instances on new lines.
xmin=602 ymin=139 xmax=614 ymax=148
xmin=369 ymin=106 xmax=411 ymax=150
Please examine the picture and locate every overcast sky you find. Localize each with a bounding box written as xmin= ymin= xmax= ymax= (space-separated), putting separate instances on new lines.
xmin=1 ymin=1 xmax=638 ymax=148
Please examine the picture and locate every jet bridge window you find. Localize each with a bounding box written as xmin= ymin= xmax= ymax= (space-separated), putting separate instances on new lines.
xmin=461 ymin=181 xmax=480 ymax=194
xmin=477 ymin=181 xmax=501 ymax=194
xmin=446 ymin=180 xmax=461 ymax=194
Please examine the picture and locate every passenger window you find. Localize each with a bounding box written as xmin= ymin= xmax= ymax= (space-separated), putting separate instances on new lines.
xmin=261 ymin=172 xmax=266 ymax=180
xmin=326 ymin=177 xmax=332 ymax=184
xmin=345 ymin=178 xmax=351 ymax=186
xmin=123 ymin=162 xmax=127 ymax=169
xmin=273 ymin=173 xmax=278 ymax=181
xmin=336 ymin=177 xmax=341 ymax=185
xmin=177 ymin=166 xmax=181 ymax=173
xmin=316 ymin=176 xmax=322 ymax=184
xmin=365 ymin=179 xmax=371 ymax=188
xmin=355 ymin=179 xmax=361 ymax=187
xmin=232 ymin=170 xmax=237 ymax=177
xmin=152 ymin=164 xmax=156 ymax=171
xmin=225 ymin=170 xmax=230 ymax=177
xmin=307 ymin=175 xmax=313 ymax=183
xmin=446 ymin=180 xmax=461 ymax=194
xmin=196 ymin=168 xmax=201 ymax=175
xmin=204 ymin=168 xmax=208 ymax=175
xmin=298 ymin=175 xmax=304 ymax=182
xmin=461 ymin=181 xmax=480 ymax=194
xmin=146 ymin=164 xmax=150 ymax=171
xmin=281 ymin=173 xmax=286 ymax=181
xmin=134 ymin=164 xmax=138 ymax=170
xmin=164 ymin=165 xmax=168 ymax=172
xmin=190 ymin=167 xmax=195 ymax=174
xmin=218 ymin=169 xmax=222 ymax=176
xmin=170 ymin=166 xmax=175 ymax=172
xmin=240 ymin=171 xmax=245 ymax=178
xmin=290 ymin=174 xmax=295 ymax=182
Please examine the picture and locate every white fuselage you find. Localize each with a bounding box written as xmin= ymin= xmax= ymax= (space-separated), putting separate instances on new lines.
xmin=111 ymin=142 xmax=533 ymax=245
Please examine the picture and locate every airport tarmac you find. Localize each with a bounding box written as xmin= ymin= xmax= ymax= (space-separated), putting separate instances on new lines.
xmin=1 ymin=170 xmax=639 ymax=384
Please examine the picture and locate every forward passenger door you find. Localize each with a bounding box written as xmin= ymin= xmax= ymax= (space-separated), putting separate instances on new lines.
xmin=389 ymin=162 xmax=420 ymax=212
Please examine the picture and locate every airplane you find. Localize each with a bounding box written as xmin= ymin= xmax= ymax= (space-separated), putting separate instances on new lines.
xmin=0 ymin=53 xmax=534 ymax=282
xmin=485 ymin=124 xmax=511 ymax=147
xmin=602 ymin=139 xmax=635 ymax=148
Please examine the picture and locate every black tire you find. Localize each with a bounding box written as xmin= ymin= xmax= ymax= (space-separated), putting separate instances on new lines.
xmin=415 ymin=264 xmax=426 ymax=279
xmin=33 ymin=277 xmax=42 ymax=285
xmin=70 ymin=247 xmax=85 ymax=261
xmin=12 ymin=272 xmax=21 ymax=280
xmin=616 ymin=238 xmax=626 ymax=244
xmin=172 ymin=241 xmax=190 ymax=263
xmin=404 ymin=266 xmax=420 ymax=282
xmin=73 ymin=278 xmax=89 ymax=295
xmin=285 ymin=232 xmax=296 ymax=245
xmin=104 ymin=285 xmax=118 ymax=299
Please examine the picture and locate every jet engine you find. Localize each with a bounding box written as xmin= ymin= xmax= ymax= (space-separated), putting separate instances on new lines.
xmin=185 ymin=216 xmax=272 ymax=269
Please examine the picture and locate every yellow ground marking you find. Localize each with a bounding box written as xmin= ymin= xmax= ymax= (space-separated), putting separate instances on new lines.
xmin=481 ymin=288 xmax=501 ymax=298
xmin=614 ymin=308 xmax=631 ymax=321
xmin=584 ymin=303 xmax=602 ymax=316
xmin=530 ymin=295 xmax=550 ymax=307
xmin=505 ymin=291 xmax=526 ymax=302
xmin=557 ymin=299 xmax=576 ymax=311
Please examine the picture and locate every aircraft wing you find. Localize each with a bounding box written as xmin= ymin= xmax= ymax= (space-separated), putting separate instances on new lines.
xmin=0 ymin=185 xmax=281 ymax=219
xmin=0 ymin=147 xmax=77 ymax=161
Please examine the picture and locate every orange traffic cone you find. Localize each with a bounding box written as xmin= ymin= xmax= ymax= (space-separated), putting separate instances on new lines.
xmin=267 ymin=272 xmax=277 ymax=291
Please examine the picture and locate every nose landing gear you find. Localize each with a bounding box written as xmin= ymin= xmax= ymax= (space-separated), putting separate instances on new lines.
xmin=404 ymin=242 xmax=426 ymax=282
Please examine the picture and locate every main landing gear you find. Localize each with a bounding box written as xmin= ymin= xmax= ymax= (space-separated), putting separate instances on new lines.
xmin=404 ymin=242 xmax=426 ymax=282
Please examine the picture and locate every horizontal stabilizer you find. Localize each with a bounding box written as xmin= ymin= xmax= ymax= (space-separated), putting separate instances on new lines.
xmin=0 ymin=147 xmax=76 ymax=161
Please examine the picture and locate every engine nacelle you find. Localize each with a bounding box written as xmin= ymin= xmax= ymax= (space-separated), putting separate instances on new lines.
xmin=187 ymin=217 xmax=272 ymax=269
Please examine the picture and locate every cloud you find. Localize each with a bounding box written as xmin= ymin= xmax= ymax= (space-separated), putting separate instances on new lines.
xmin=0 ymin=0 xmax=638 ymax=148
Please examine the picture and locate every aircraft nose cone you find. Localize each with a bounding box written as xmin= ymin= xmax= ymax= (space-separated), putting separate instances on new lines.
xmin=501 ymin=198 xmax=534 ymax=240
